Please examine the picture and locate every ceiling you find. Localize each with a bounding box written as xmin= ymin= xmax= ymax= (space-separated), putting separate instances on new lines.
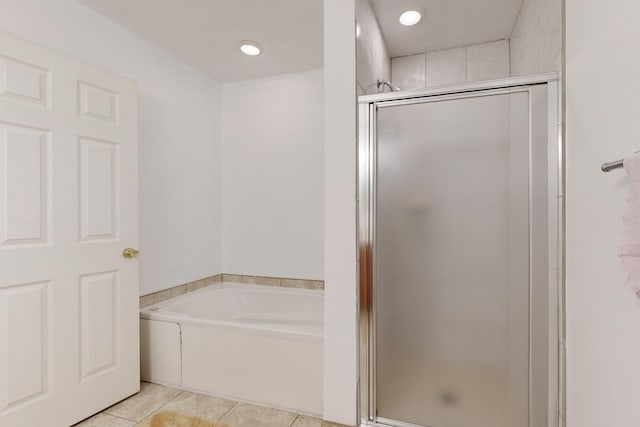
xmin=79 ymin=0 xmax=523 ymax=81
xmin=79 ymin=0 xmax=324 ymax=82
xmin=369 ymin=0 xmax=524 ymax=57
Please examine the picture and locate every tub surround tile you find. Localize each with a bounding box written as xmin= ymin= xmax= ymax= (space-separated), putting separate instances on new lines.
xmin=229 ymin=274 xmax=324 ymax=290
xmin=140 ymin=275 xmax=222 ymax=308
xmin=186 ymin=274 xmax=223 ymax=293
xmin=139 ymin=285 xmax=186 ymax=308
xmin=291 ymin=415 xmax=348 ymax=427
xmin=140 ymin=274 xmax=324 ymax=307
xmin=160 ymin=392 xmax=236 ymax=422
xmin=221 ymin=274 xmax=243 ymax=283
xmin=219 ymin=402 xmax=297 ymax=427
xmin=281 ymin=278 xmax=324 ymax=290
xmin=74 ymin=413 xmax=136 ymax=427
xmin=241 ymin=275 xmax=281 ymax=287
xmin=104 ymin=382 xmax=182 ymax=422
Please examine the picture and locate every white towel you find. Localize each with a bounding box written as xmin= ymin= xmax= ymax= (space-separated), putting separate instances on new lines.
xmin=619 ymin=153 xmax=640 ymax=295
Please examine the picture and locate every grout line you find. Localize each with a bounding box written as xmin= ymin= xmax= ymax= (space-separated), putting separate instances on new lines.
xmin=289 ymin=414 xmax=300 ymax=427
xmin=508 ymin=0 xmax=524 ymax=37
xmin=424 ymin=52 xmax=428 ymax=88
xmin=138 ymin=390 xmax=185 ymax=422
xmin=545 ymin=50 xmax=562 ymax=73
xmin=101 ymin=412 xmax=137 ymax=423
xmin=158 ymin=390 xmax=185 ymax=409
xmin=464 ymin=45 xmax=469 ymax=82
xmin=218 ymin=400 xmax=240 ymax=421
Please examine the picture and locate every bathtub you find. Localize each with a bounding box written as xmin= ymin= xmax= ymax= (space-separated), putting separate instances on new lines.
xmin=140 ymin=283 xmax=323 ymax=415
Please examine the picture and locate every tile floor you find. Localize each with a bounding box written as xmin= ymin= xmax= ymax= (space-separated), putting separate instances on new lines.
xmin=74 ymin=382 xmax=344 ymax=427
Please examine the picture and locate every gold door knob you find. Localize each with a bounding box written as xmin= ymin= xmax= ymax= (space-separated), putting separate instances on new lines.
xmin=122 ymin=248 xmax=139 ymax=259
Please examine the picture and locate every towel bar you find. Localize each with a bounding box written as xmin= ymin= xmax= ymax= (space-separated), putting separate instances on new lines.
xmin=601 ymin=159 xmax=625 ymax=172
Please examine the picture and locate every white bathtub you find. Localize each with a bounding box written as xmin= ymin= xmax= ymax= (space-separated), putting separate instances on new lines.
xmin=140 ymin=283 xmax=323 ymax=415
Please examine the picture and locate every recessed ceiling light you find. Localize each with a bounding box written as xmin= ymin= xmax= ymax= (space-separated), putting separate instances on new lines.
xmin=240 ymin=41 xmax=262 ymax=56
xmin=399 ymin=10 xmax=422 ymax=26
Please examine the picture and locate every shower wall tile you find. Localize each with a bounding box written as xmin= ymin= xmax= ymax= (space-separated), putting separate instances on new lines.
xmin=356 ymin=32 xmax=374 ymax=93
xmin=512 ymin=31 xmax=539 ymax=75
xmin=426 ymin=47 xmax=467 ymax=87
xmin=466 ymin=40 xmax=511 ymax=81
xmin=390 ymin=54 xmax=426 ymax=91
xmin=509 ymin=10 xmax=527 ymax=68
xmin=537 ymin=0 xmax=563 ymax=72
xmin=516 ymin=0 xmax=539 ymax=55
xmin=391 ymin=41 xmax=510 ymax=90
xmin=356 ymin=0 xmax=391 ymax=94
xmin=510 ymin=0 xmax=563 ymax=76
xmin=547 ymin=50 xmax=562 ymax=73
xmin=369 ymin=11 xmax=393 ymax=87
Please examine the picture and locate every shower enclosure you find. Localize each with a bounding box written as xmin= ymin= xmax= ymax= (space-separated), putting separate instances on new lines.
xmin=358 ymin=75 xmax=562 ymax=427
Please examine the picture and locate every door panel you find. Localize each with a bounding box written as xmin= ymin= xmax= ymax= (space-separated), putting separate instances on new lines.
xmin=0 ymin=32 xmax=138 ymax=427
xmin=0 ymin=281 xmax=50 ymax=411
xmin=79 ymin=271 xmax=119 ymax=382
xmin=0 ymin=55 xmax=50 ymax=107
xmin=373 ymin=91 xmax=534 ymax=427
xmin=79 ymin=136 xmax=119 ymax=242
xmin=0 ymin=123 xmax=50 ymax=246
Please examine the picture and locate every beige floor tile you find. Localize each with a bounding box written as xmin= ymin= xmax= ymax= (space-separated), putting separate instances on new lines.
xmin=219 ymin=402 xmax=297 ymax=427
xmin=161 ymin=391 xmax=236 ymax=421
xmin=291 ymin=415 xmax=347 ymax=427
xmin=103 ymin=382 xmax=182 ymax=422
xmin=73 ymin=413 xmax=136 ymax=427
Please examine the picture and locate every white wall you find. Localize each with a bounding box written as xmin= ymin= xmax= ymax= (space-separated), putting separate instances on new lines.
xmin=565 ymin=1 xmax=640 ymax=426
xmin=510 ymin=0 xmax=562 ymax=75
xmin=221 ymin=70 xmax=324 ymax=280
xmin=391 ymin=40 xmax=510 ymax=91
xmin=0 ymin=0 xmax=223 ymax=296
xmin=356 ymin=0 xmax=391 ymax=95
xmin=324 ymin=0 xmax=358 ymax=424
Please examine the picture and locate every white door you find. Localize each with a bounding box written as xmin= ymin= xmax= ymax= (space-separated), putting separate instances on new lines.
xmin=0 ymin=32 xmax=139 ymax=426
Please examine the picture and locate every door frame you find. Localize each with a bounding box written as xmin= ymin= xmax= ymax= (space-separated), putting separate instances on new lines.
xmin=357 ymin=73 xmax=564 ymax=427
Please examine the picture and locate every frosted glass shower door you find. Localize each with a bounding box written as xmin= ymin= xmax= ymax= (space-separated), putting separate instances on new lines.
xmin=374 ymin=90 xmax=535 ymax=427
